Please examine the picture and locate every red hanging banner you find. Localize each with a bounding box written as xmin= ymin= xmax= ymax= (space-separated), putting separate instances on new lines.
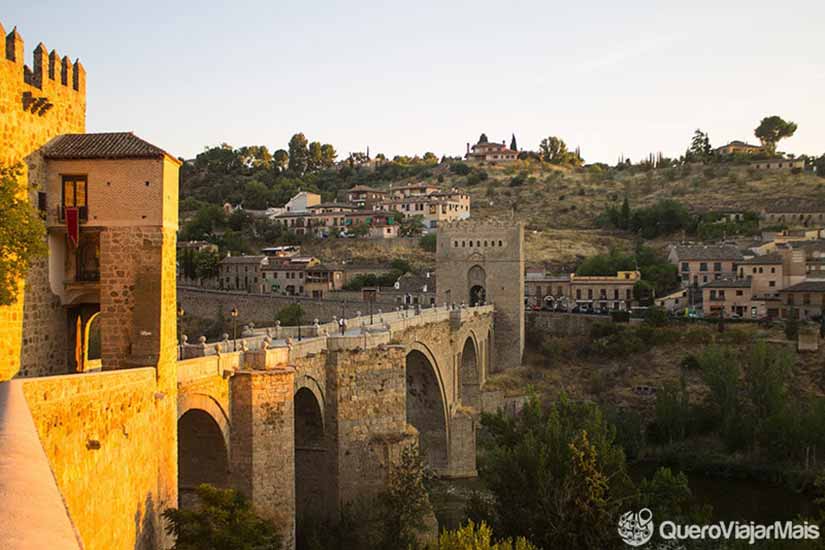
xmin=65 ymin=207 xmax=79 ymax=247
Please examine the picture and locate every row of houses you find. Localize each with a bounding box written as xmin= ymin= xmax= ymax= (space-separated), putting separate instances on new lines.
xmin=663 ymin=238 xmax=825 ymax=320
xmin=214 ymin=245 xmax=439 ymax=306
xmin=524 ymin=271 xmax=642 ymax=312
xmin=261 ymin=183 xmax=471 ymax=238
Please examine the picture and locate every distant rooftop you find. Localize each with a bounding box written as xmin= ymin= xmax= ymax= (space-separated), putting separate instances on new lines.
xmin=43 ymin=132 xmax=178 ymax=163
xmin=738 ymin=253 xmax=783 ymax=265
xmin=702 ymin=279 xmax=751 ymax=289
xmin=781 ymin=281 xmax=825 ymax=292
xmin=671 ymin=245 xmax=743 ymax=261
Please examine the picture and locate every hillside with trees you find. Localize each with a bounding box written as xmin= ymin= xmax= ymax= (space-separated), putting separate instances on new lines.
xmin=177 ymin=120 xmax=825 ymax=268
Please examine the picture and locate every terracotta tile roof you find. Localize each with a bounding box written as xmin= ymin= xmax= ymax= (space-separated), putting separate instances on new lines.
xmin=43 ymin=132 xmax=176 ymax=162
xmin=739 ymin=254 xmax=784 ymax=265
xmin=219 ymin=255 xmax=267 ymax=265
xmin=781 ymin=281 xmax=825 ymax=292
xmin=672 ymin=245 xmax=744 ymax=261
xmin=701 ymin=278 xmax=751 ymax=289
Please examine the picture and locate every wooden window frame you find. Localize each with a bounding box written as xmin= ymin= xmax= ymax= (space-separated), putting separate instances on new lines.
xmin=61 ymin=174 xmax=88 ymax=220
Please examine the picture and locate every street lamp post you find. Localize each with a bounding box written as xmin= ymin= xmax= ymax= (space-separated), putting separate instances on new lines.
xmin=177 ymin=305 xmax=185 ymax=360
xmin=230 ymin=306 xmax=239 ymax=351
xmin=294 ymin=297 xmax=302 ymax=341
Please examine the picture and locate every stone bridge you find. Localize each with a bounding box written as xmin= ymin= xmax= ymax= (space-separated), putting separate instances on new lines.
xmin=174 ymin=304 xmax=494 ymax=546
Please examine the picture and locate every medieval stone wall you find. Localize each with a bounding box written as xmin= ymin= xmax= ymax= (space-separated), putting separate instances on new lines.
xmin=527 ymin=310 xmax=640 ymax=337
xmin=178 ymin=286 xmax=387 ymax=331
xmin=0 ymin=22 xmax=86 ymax=380
xmin=22 ymin=368 xmax=167 ymax=550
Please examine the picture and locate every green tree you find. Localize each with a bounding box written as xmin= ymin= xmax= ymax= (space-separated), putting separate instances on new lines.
xmin=654 ymin=377 xmax=690 ymax=444
xmin=755 ymin=116 xmax=797 ymax=155
xmin=273 ymin=149 xmax=289 ymax=173
xmin=163 ymin=484 xmax=282 ymax=550
xmin=700 ymin=346 xmax=739 ymax=416
xmin=785 ymin=309 xmax=800 ymax=341
xmin=288 ymin=133 xmax=310 ymax=175
xmin=478 ymin=133 xmax=489 ymax=144
xmin=687 ymin=129 xmax=712 ymax=162
xmin=619 ymin=195 xmax=631 ymax=230
xmin=194 ymin=250 xmax=221 ymax=282
xmin=422 ymin=152 xmax=438 ymax=164
xmin=744 ymin=341 xmax=791 ymax=420
xmin=276 ymin=303 xmax=304 ymax=326
xmin=510 ymin=134 xmax=518 ymax=152
xmin=419 ymin=234 xmax=437 ymax=252
xmin=347 ymin=223 xmax=369 ymax=238
xmin=478 ymin=394 xmax=632 ymax=549
xmin=399 ymin=215 xmax=425 ymax=237
xmin=243 ymin=180 xmax=270 ymax=209
xmin=428 ymin=521 xmax=538 ymax=550
xmin=0 ymin=163 xmax=49 ymax=305
xmin=320 ymin=143 xmax=337 ymax=168
xmin=307 ymin=141 xmax=323 ymax=173
xmin=539 ymin=136 xmax=568 ymax=163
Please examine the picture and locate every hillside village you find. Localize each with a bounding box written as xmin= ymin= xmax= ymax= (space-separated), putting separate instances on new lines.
xmin=4 ymin=10 xmax=825 ymax=550
xmin=178 ymin=129 xmax=825 ymax=326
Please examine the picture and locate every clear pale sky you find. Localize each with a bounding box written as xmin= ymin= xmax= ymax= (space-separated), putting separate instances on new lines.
xmin=7 ymin=0 xmax=824 ymax=163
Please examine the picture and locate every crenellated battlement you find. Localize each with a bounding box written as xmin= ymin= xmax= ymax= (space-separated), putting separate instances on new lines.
xmin=439 ymin=217 xmax=520 ymax=232
xmin=2 ymin=21 xmax=85 ymax=97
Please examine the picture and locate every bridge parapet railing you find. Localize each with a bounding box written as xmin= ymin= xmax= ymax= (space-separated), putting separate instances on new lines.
xmin=179 ymin=303 xmax=494 ymax=362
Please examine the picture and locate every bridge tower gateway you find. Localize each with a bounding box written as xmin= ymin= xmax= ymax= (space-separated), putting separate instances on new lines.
xmin=436 ymin=219 xmax=525 ymax=370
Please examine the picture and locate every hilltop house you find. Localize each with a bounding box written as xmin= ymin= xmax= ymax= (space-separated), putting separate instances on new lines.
xmin=465 ymin=138 xmax=517 ymax=162
xmin=714 ymin=140 xmax=764 ymax=155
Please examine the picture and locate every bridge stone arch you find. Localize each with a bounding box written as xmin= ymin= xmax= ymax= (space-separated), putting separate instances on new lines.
xmin=459 ymin=331 xmax=481 ymax=409
xmin=294 ymin=373 xmax=333 ymax=527
xmin=177 ymin=393 xmax=232 ymax=507
xmin=405 ymin=342 xmax=450 ymax=472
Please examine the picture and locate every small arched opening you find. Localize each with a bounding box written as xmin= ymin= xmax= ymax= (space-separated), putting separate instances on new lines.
xmin=468 ymin=265 xmax=487 ymax=306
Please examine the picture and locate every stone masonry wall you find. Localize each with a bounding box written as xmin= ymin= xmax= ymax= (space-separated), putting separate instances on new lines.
xmin=327 ymin=346 xmax=414 ymax=505
xmin=22 ymin=368 xmax=165 ymax=550
xmin=230 ymin=368 xmax=296 ymax=548
xmin=0 ymin=22 xmax=86 ymax=380
xmin=178 ymin=286 xmax=387 ymax=332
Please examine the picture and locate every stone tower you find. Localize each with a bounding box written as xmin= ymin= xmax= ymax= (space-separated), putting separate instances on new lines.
xmin=436 ymin=219 xmax=524 ymax=370
xmin=0 ymin=23 xmax=86 ymax=381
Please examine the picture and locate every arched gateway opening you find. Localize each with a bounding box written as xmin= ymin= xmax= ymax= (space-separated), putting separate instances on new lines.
xmin=460 ymin=337 xmax=480 ymax=409
xmin=178 ymin=409 xmax=230 ymax=508
xmin=406 ymin=349 xmax=448 ymax=471
xmin=295 ymin=387 xmax=327 ymax=525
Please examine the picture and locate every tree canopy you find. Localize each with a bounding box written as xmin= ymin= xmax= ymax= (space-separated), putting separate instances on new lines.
xmin=163 ymin=484 xmax=282 ymax=550
xmin=754 ymin=115 xmax=797 ymax=155
xmin=0 ymin=163 xmax=47 ymax=306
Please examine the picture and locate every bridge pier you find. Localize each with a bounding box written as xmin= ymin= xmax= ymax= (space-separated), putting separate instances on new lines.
xmin=445 ymin=410 xmax=477 ymax=478
xmin=230 ymin=368 xmax=296 ymax=550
